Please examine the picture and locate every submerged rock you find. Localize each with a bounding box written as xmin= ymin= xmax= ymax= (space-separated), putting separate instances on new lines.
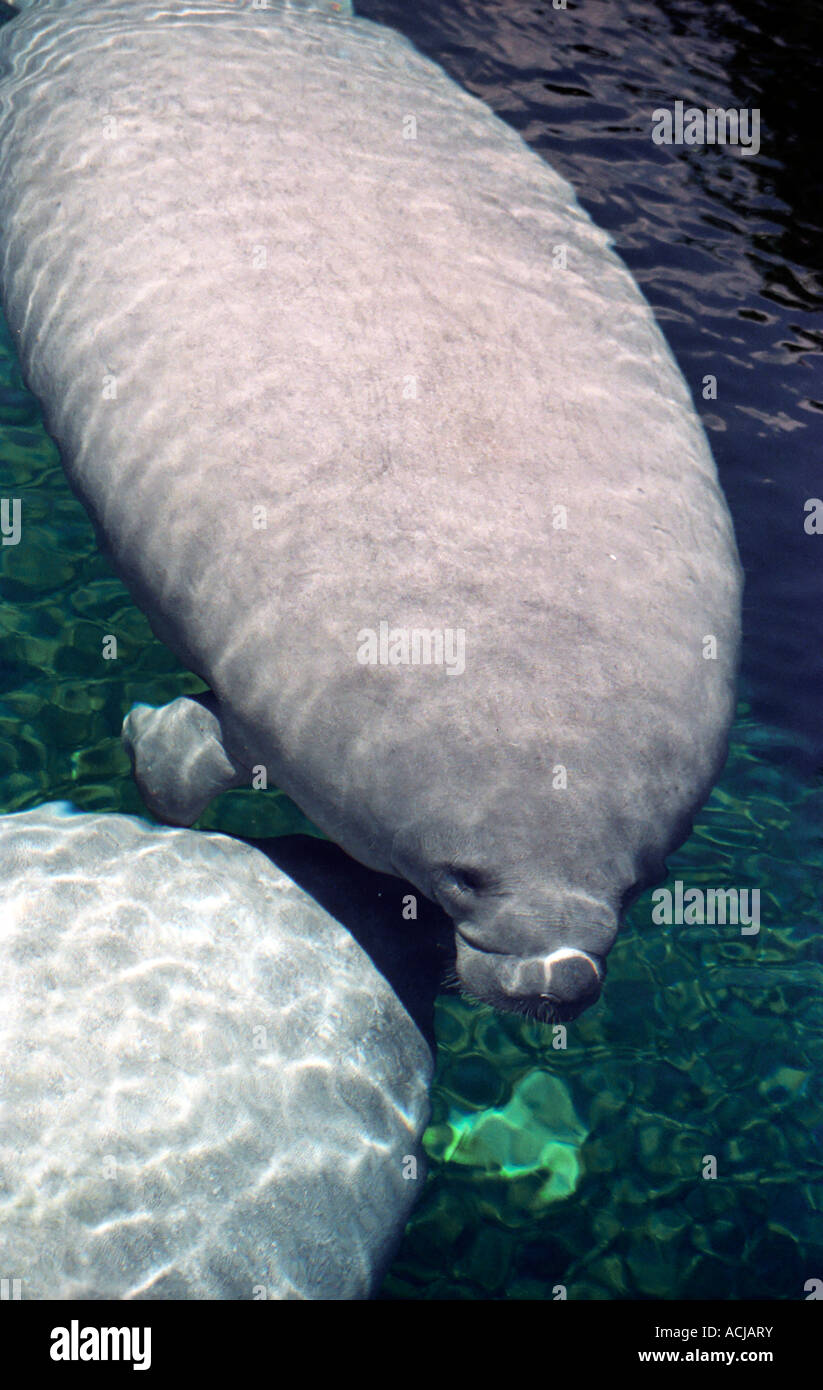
xmin=0 ymin=803 xmax=432 ymax=1299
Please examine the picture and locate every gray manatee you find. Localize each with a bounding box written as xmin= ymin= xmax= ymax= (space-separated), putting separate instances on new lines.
xmin=0 ymin=804 xmax=432 ymax=1299
xmin=0 ymin=0 xmax=742 ymax=1021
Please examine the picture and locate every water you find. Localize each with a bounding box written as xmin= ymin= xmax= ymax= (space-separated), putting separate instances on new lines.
xmin=1 ymin=0 xmax=821 ymax=1300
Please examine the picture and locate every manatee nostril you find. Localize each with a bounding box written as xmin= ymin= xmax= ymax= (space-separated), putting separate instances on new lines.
xmin=544 ymin=950 xmax=602 ymax=1004
xmin=453 ymin=938 xmax=605 ymax=1023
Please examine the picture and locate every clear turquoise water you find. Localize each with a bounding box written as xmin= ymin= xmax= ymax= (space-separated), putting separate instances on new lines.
xmin=2 ymin=0 xmax=822 ymax=1300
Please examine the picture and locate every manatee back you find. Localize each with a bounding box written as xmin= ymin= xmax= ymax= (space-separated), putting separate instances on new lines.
xmin=0 ymin=0 xmax=741 ymax=891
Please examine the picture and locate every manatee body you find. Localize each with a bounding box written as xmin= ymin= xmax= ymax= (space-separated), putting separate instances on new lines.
xmin=0 ymin=803 xmax=432 ymax=1299
xmin=0 ymin=0 xmax=742 ymax=1019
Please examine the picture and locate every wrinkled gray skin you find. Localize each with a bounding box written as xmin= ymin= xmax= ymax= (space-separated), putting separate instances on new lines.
xmin=0 ymin=0 xmax=742 ymax=1022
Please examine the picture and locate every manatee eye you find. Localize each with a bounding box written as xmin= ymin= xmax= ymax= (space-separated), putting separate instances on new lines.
xmin=444 ymin=865 xmax=488 ymax=895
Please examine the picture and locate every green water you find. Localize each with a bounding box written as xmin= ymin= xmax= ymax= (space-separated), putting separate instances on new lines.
xmin=1 ymin=310 xmax=821 ymax=1301
xmin=385 ymin=718 xmax=823 ymax=1299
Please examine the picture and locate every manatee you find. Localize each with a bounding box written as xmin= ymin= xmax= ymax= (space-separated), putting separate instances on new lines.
xmin=0 ymin=803 xmax=432 ymax=1300
xmin=0 ymin=0 xmax=742 ymax=1021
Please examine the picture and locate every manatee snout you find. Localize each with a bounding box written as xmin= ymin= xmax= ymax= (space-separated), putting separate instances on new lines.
xmin=431 ymin=871 xmax=618 ymax=1022
xmin=455 ymin=936 xmax=606 ymax=1022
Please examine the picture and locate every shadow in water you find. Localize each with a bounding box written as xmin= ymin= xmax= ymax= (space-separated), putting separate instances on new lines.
xmin=253 ymin=834 xmax=454 ymax=1050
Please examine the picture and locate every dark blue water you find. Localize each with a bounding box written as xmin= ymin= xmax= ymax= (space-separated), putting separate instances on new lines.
xmin=1 ymin=0 xmax=821 ymax=1300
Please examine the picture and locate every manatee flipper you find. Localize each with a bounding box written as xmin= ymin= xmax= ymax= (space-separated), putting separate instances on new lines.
xmin=122 ymin=695 xmax=249 ymax=827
